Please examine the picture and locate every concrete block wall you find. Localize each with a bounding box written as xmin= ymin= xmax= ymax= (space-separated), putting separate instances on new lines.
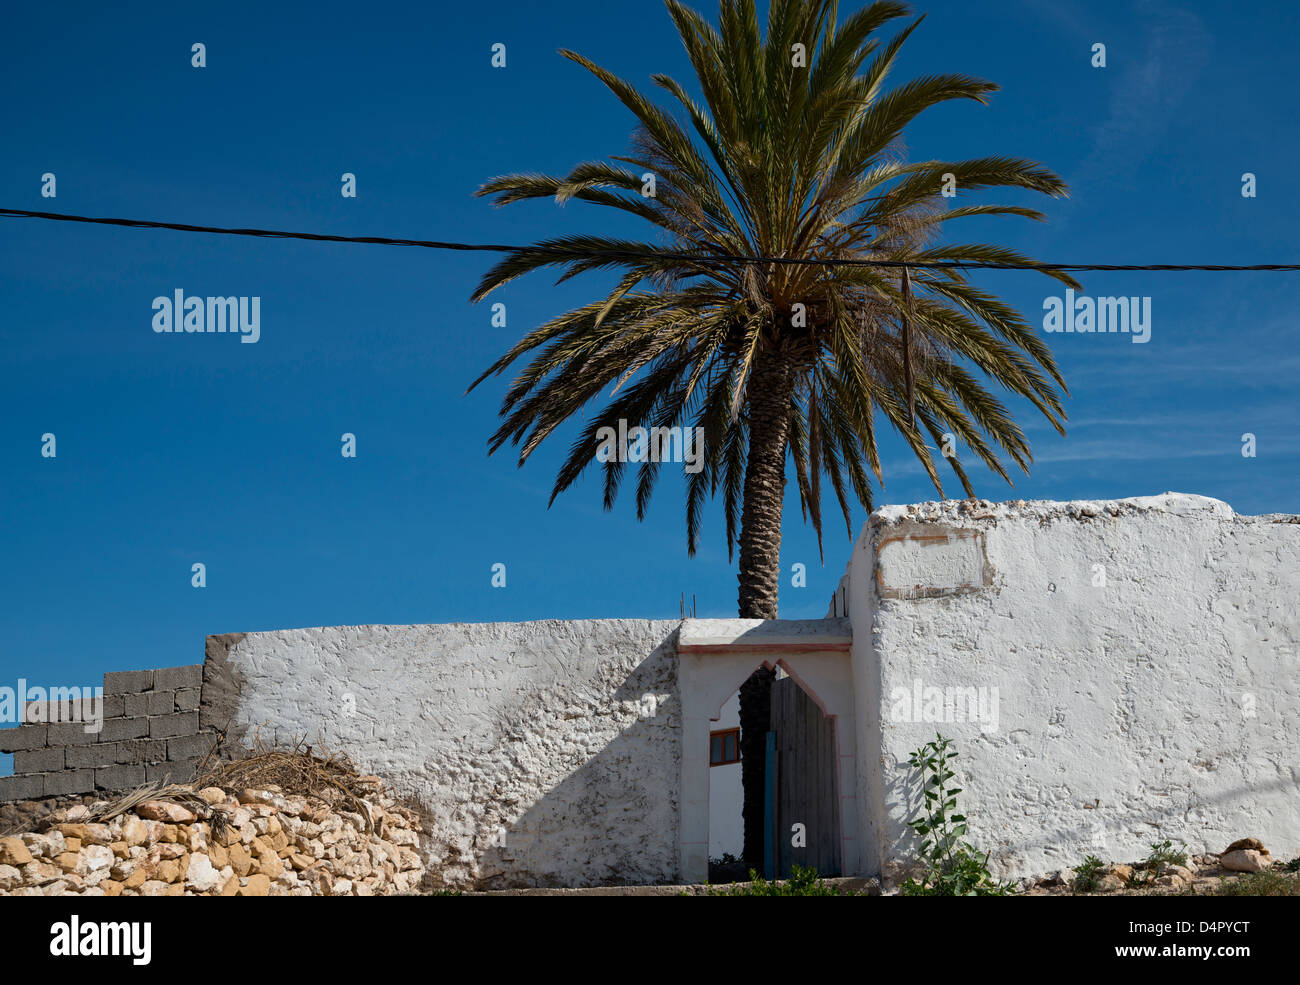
xmin=0 ymin=664 xmax=213 ymax=801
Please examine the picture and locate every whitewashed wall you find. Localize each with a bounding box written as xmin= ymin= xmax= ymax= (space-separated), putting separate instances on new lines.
xmin=203 ymin=619 xmax=680 ymax=889
xmin=844 ymin=493 xmax=1300 ymax=881
xmin=196 ymin=492 xmax=1298 ymax=890
xmin=708 ymin=692 xmax=743 ymax=860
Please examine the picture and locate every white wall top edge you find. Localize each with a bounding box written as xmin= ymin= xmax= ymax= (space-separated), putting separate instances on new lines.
xmin=678 ymin=617 xmax=852 ymax=650
xmin=217 ymin=617 xmax=681 ymax=641
xmin=868 ymin=491 xmax=1243 ymax=527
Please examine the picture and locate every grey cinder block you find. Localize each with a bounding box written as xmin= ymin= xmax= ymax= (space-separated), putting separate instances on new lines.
xmin=116 ymin=738 xmax=167 ymax=764
xmin=66 ymin=743 xmax=119 ymax=769
xmin=13 ymin=746 xmax=64 ymax=773
xmin=99 ymin=717 xmax=149 ymax=742
xmin=46 ymin=722 xmax=98 ymax=746
xmin=146 ymin=759 xmax=198 ymax=784
xmin=44 ymin=769 xmax=95 ymax=796
xmin=0 ymin=773 xmax=45 ymax=801
xmin=174 ymin=688 xmax=200 ymax=712
xmin=37 ymin=697 xmax=102 ymax=722
xmin=154 ymin=665 xmax=203 ymax=690
xmin=95 ymin=764 xmax=146 ymax=792
xmin=147 ymin=690 xmax=175 ymax=716
xmin=0 ymin=725 xmax=47 ymax=752
xmin=21 ymin=700 xmax=70 ymax=723
xmin=167 ymin=733 xmax=213 ymax=762
xmin=104 ymin=670 xmax=154 ymax=695
xmin=148 ymin=712 xmax=199 ymax=739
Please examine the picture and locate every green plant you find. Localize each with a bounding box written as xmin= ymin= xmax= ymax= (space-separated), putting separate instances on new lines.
xmin=1128 ymin=839 xmax=1189 ymax=886
xmin=1071 ymin=854 xmax=1105 ymax=893
xmin=1284 ymin=856 xmax=1300 ymax=873
xmin=899 ymin=733 xmax=1015 ymax=896
xmin=707 ymin=864 xmax=847 ymax=895
xmin=1148 ymin=839 xmax=1189 ymax=870
xmin=1209 ymin=870 xmax=1300 ymax=897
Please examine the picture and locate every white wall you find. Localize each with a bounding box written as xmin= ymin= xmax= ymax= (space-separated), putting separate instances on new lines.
xmin=199 ymin=491 xmax=1298 ymax=890
xmin=707 ymin=692 xmax=742 ymax=860
xmin=208 ymin=619 xmax=681 ymax=889
xmin=845 ymin=493 xmax=1300 ymax=881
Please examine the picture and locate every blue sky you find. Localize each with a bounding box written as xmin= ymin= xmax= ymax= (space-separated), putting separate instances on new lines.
xmin=1 ymin=0 xmax=1297 ymax=739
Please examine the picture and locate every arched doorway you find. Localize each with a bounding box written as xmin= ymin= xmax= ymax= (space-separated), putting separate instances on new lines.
xmin=677 ymin=619 xmax=856 ymax=885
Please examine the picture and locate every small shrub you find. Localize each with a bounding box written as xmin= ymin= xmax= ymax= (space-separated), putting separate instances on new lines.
xmin=708 ymin=851 xmax=749 ymax=885
xmin=899 ymin=733 xmax=1016 ymax=897
xmin=1146 ymin=839 xmax=1189 ymax=871
xmin=1210 ymin=871 xmax=1300 ymax=897
xmin=1128 ymin=839 xmax=1189 ymax=887
xmin=707 ymin=864 xmax=846 ymax=896
xmin=1072 ymin=854 xmax=1106 ymax=893
xmin=1285 ymin=857 xmax=1300 ymax=873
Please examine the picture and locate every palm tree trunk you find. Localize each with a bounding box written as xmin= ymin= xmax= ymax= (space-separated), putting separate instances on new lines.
xmin=736 ymin=345 xmax=795 ymax=870
xmin=737 ymin=347 xmax=794 ymax=619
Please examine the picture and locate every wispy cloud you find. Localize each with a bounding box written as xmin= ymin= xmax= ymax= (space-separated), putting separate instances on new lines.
xmin=1064 ymin=0 xmax=1213 ymax=197
xmin=1062 ymin=346 xmax=1300 ymax=383
xmin=1022 ymin=398 xmax=1300 ymax=433
xmin=1030 ymin=442 xmax=1235 ymax=465
xmin=879 ymin=420 xmax=1298 ymax=475
xmin=1013 ymin=0 xmax=1089 ymax=35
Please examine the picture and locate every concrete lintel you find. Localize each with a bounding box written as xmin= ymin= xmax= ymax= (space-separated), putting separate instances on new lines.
xmin=677 ymin=618 xmax=852 ymax=653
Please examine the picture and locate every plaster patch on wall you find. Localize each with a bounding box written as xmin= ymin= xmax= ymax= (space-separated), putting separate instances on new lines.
xmin=875 ymin=523 xmax=993 ymax=599
xmin=200 ymin=632 xmax=247 ymax=746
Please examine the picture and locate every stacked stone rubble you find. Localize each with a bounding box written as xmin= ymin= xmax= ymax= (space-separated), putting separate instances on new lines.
xmin=0 ymin=780 xmax=424 ymax=896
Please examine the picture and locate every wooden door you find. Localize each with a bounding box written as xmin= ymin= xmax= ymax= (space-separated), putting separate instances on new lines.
xmin=769 ymin=676 xmax=841 ymax=878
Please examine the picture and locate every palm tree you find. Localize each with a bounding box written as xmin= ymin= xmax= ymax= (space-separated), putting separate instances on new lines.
xmin=469 ymin=0 xmax=1077 ymax=870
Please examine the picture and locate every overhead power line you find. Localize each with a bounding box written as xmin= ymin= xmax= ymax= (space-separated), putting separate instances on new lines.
xmin=3 ymin=207 xmax=1299 ymax=272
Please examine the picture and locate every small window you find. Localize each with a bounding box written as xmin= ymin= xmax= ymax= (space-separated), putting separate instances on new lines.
xmin=709 ymin=727 xmax=740 ymax=766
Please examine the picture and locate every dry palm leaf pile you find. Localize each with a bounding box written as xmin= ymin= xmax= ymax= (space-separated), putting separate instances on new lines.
xmin=68 ymin=734 xmax=378 ymax=837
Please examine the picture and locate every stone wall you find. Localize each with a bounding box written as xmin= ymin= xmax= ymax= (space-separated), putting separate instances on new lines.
xmin=202 ymin=619 xmax=682 ymax=889
xmin=842 ymin=492 xmax=1300 ymax=882
xmin=0 ymin=781 xmax=424 ymax=896
xmin=0 ymin=665 xmax=213 ymax=801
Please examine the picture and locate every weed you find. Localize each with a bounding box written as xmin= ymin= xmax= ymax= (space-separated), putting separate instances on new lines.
xmin=1072 ymin=854 xmax=1106 ymax=893
xmin=707 ymin=864 xmax=847 ymax=895
xmin=1209 ymin=870 xmax=1300 ymax=896
xmin=899 ymin=733 xmax=1016 ymax=896
xmin=1127 ymin=839 xmax=1189 ymax=887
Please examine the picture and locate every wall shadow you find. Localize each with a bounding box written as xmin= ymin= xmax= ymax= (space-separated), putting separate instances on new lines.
xmin=447 ymin=631 xmax=683 ymax=890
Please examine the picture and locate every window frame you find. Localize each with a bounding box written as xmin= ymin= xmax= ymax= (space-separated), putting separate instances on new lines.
xmin=709 ymin=726 xmax=741 ymax=766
